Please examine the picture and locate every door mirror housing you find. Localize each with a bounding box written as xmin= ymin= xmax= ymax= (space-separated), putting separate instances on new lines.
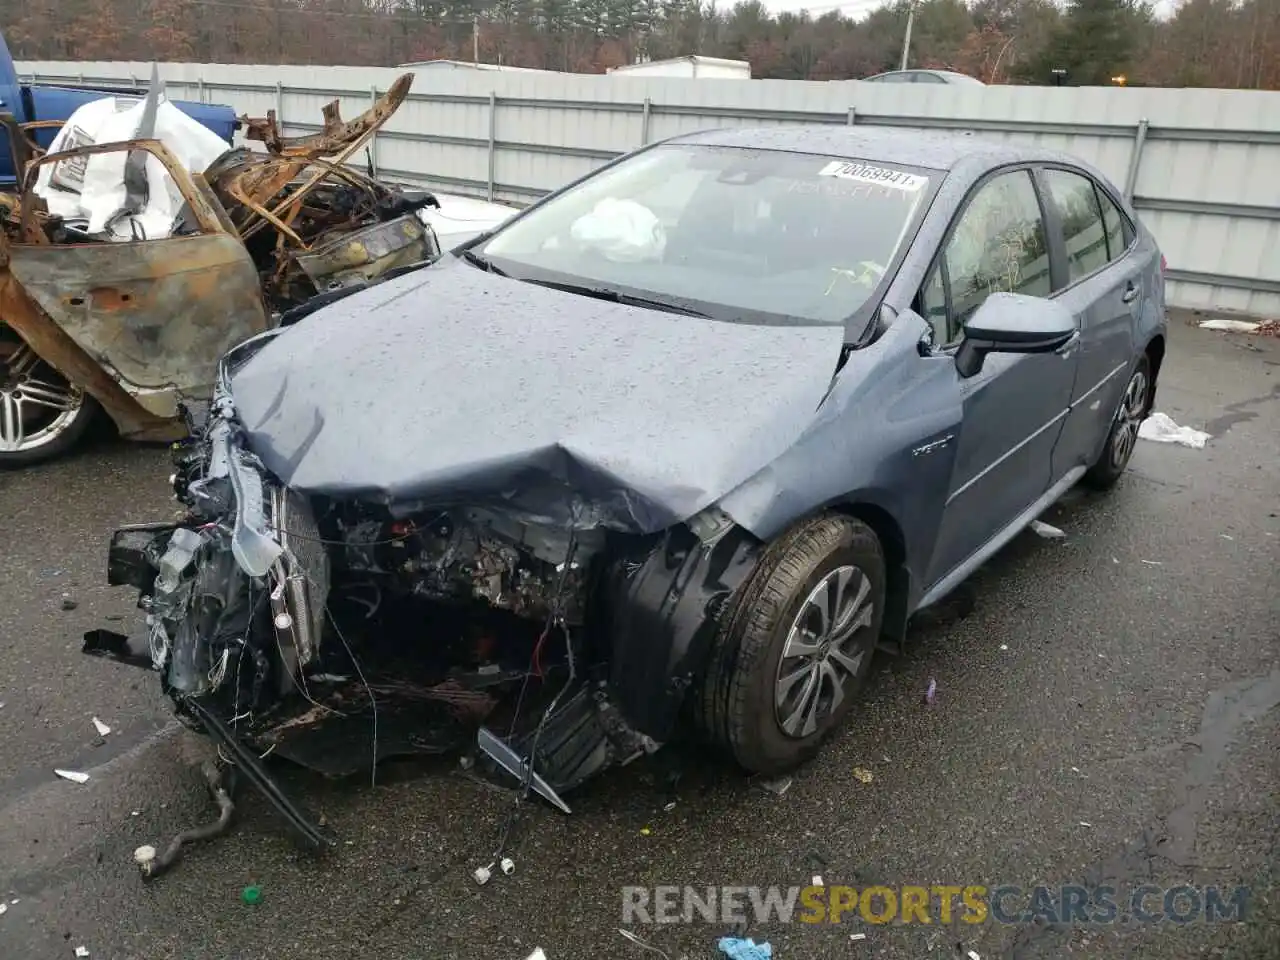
xmin=954 ymin=292 xmax=1077 ymax=378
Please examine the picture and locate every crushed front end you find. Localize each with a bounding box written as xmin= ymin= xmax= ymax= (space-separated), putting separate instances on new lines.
xmin=92 ymin=333 xmax=763 ymax=858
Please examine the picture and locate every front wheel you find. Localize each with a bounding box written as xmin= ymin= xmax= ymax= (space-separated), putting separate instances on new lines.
xmin=0 ymin=326 xmax=98 ymax=467
xmin=696 ymin=514 xmax=885 ymax=776
xmin=1082 ymin=354 xmax=1151 ymax=491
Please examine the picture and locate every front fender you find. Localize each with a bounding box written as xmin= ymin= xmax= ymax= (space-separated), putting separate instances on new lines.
xmin=603 ymin=525 xmax=762 ymax=741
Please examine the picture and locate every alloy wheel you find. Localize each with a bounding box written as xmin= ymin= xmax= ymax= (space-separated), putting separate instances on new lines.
xmin=773 ymin=564 xmax=876 ymax=739
xmin=1110 ymin=367 xmax=1148 ymax=469
xmin=0 ymin=338 xmax=86 ymax=454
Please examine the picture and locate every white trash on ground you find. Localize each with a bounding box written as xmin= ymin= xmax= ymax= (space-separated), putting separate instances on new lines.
xmin=54 ymin=769 xmax=90 ymax=784
xmin=1199 ymin=318 xmax=1260 ymax=333
xmin=33 ymin=72 xmax=229 ymax=243
xmin=1030 ymin=520 xmax=1066 ymax=539
xmin=1138 ymin=412 xmax=1211 ymax=449
xmin=91 ymin=717 xmax=111 ymax=737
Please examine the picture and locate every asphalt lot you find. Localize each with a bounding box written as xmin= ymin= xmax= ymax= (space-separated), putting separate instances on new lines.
xmin=0 ymin=315 xmax=1276 ymax=960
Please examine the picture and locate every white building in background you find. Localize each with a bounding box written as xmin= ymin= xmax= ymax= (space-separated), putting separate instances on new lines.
xmin=607 ymin=56 xmax=752 ymax=79
xmin=396 ymin=59 xmax=559 ymax=73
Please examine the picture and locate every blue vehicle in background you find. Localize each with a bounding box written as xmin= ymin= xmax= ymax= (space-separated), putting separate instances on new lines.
xmin=0 ymin=30 xmax=239 ymax=187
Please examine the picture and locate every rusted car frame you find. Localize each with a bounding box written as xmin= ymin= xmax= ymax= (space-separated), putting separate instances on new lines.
xmin=2 ymin=138 xmax=268 ymax=442
xmin=0 ymin=73 xmax=442 ymax=461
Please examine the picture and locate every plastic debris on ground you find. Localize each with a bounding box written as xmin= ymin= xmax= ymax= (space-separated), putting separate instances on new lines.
xmin=241 ymin=885 xmax=262 ymax=905
xmin=758 ymin=776 xmax=793 ymax=796
xmin=925 ymin=678 xmax=938 ymax=704
xmin=850 ymin=933 xmax=867 ymax=941
xmin=852 ymin=767 xmax=874 ymax=784
xmin=523 ymin=950 xmax=548 ymax=960
xmin=1199 ymin=318 xmax=1261 ymax=333
xmin=74 ymin=948 xmax=90 ymax=958
xmin=718 ymin=936 xmax=773 ymax=960
xmin=54 ymin=769 xmax=90 ymax=784
xmin=0 ymin=903 xmax=7 ymax=916
xmin=619 ymin=928 xmax=672 ymax=959
xmin=1137 ymin=412 xmax=1210 ymax=449
xmin=1030 ymin=520 xmax=1066 ymax=539
xmin=92 ymin=717 xmax=111 ymax=737
xmin=967 ymin=951 xmax=982 ymax=960
xmin=812 ymin=875 xmax=824 ymax=886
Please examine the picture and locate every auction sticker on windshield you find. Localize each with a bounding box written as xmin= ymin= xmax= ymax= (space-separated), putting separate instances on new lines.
xmin=817 ymin=160 xmax=927 ymax=192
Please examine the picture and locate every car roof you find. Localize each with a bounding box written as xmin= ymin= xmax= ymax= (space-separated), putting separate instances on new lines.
xmin=865 ymin=69 xmax=985 ymax=85
xmin=668 ymin=126 xmax=1081 ymax=176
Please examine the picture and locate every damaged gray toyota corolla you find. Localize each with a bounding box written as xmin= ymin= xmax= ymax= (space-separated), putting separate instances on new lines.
xmin=91 ymin=126 xmax=1166 ymax=866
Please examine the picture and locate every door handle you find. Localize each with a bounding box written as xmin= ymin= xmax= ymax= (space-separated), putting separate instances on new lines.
xmin=1121 ymin=282 xmax=1140 ymax=304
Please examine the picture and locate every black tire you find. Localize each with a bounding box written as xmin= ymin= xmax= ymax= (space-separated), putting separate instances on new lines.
xmin=1082 ymin=354 xmax=1151 ymax=491
xmin=695 ymin=513 xmax=886 ymax=776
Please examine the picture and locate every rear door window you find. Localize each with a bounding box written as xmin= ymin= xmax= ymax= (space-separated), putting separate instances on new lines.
xmin=1042 ymin=169 xmax=1109 ymax=284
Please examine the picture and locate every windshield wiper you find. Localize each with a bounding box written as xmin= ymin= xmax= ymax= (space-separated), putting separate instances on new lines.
xmin=460 ymin=248 xmax=507 ymax=276
xmin=518 ymin=278 xmax=711 ymax=318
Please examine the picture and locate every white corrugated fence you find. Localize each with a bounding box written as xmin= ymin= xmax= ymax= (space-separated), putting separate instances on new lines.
xmin=17 ymin=59 xmax=1280 ymax=318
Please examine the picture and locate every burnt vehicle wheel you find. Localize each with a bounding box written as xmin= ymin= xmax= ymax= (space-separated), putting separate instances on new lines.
xmin=697 ymin=514 xmax=885 ymax=776
xmin=1082 ymin=354 xmax=1151 ymax=491
xmin=0 ymin=325 xmax=97 ymax=466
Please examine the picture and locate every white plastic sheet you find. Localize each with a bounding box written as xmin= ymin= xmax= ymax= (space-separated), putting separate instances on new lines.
xmin=33 ymin=93 xmax=228 ymax=242
xmin=1199 ymin=318 xmax=1260 ymax=333
xmin=1138 ymin=412 xmax=1211 ymax=449
xmin=569 ymin=198 xmax=666 ymax=262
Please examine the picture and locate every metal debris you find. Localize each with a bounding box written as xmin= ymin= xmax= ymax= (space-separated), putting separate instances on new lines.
xmin=619 ymin=928 xmax=672 ymax=959
xmin=758 ymin=776 xmax=793 ymax=796
xmin=1030 ymin=520 xmax=1066 ymax=539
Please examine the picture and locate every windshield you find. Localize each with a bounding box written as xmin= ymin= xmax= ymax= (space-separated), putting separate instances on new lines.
xmin=475 ymin=143 xmax=934 ymax=326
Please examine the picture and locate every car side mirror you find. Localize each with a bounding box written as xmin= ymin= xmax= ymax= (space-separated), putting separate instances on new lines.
xmin=954 ymin=292 xmax=1077 ymax=378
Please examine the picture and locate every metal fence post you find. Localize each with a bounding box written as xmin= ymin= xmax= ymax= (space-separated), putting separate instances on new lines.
xmin=368 ymin=85 xmax=380 ymax=178
xmin=197 ymin=76 xmax=205 ymax=103
xmin=1124 ymin=118 xmax=1149 ymax=205
xmin=275 ymin=81 xmax=285 ymax=132
xmin=846 ymin=106 xmax=857 ymax=125
xmin=78 ymin=72 xmax=86 ymax=85
xmin=641 ymin=97 xmax=652 ymax=145
xmin=487 ymin=90 xmax=497 ymax=202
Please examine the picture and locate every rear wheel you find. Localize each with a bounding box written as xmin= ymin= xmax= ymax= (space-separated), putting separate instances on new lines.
xmin=0 ymin=324 xmax=97 ymax=467
xmin=1082 ymin=355 xmax=1150 ymax=491
xmin=696 ymin=514 xmax=885 ymax=776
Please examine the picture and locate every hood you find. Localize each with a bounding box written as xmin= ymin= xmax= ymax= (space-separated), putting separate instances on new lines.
xmin=229 ymin=257 xmax=846 ymax=534
xmin=419 ymin=194 xmax=519 ymax=251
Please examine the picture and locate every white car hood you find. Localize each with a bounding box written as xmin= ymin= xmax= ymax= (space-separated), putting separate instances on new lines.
xmin=419 ymin=192 xmax=520 ymax=251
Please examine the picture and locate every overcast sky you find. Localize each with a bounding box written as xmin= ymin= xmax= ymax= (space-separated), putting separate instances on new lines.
xmin=757 ymin=0 xmax=1180 ymax=20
